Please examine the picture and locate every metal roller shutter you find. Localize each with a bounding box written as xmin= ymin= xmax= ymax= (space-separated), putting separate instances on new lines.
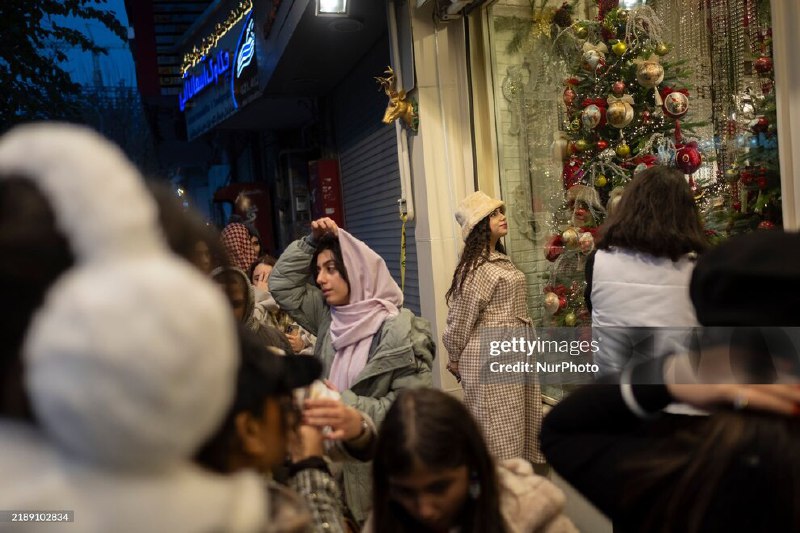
xmin=333 ymin=38 xmax=420 ymax=315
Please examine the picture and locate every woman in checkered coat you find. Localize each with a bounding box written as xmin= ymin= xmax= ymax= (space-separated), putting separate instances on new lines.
xmin=443 ymin=191 xmax=544 ymax=465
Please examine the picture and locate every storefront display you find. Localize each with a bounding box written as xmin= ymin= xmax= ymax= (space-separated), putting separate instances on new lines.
xmin=482 ymin=0 xmax=781 ymax=400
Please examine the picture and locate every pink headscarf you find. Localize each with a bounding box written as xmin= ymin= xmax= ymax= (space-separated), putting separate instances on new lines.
xmin=220 ymin=222 xmax=257 ymax=272
xmin=328 ymin=230 xmax=403 ymax=391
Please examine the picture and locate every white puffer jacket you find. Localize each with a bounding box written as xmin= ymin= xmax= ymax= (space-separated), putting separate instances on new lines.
xmin=590 ymin=248 xmax=699 ymax=376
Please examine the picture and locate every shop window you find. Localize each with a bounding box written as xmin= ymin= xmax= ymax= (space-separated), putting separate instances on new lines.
xmin=476 ymin=0 xmax=782 ymax=401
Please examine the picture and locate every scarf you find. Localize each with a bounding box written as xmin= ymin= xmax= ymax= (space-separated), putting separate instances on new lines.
xmin=220 ymin=222 xmax=257 ymax=272
xmin=328 ymin=230 xmax=402 ymax=391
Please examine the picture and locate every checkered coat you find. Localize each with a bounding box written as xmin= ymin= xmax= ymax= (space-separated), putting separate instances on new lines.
xmin=443 ymin=251 xmax=544 ymax=464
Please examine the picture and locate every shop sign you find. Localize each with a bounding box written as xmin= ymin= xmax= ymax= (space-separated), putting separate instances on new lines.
xmin=231 ymin=10 xmax=259 ymax=109
xmin=179 ymin=51 xmax=231 ymax=111
xmin=182 ymin=3 xmax=263 ymax=140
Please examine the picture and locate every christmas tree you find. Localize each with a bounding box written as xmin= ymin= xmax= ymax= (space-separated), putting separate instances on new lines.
xmin=543 ymin=0 xmax=704 ymax=327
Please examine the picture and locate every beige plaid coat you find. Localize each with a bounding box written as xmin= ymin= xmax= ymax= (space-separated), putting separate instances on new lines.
xmin=443 ymin=252 xmax=544 ymax=464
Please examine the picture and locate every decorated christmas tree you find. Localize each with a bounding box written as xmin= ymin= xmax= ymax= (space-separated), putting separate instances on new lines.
xmin=543 ymin=0 xmax=705 ymax=327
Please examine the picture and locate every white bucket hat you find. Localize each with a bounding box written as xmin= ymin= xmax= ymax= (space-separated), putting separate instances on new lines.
xmin=454 ymin=191 xmax=505 ymax=241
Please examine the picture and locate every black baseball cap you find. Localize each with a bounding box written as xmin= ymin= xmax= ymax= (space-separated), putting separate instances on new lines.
xmin=691 ymin=230 xmax=800 ymax=327
xmin=235 ymin=326 xmax=322 ymax=411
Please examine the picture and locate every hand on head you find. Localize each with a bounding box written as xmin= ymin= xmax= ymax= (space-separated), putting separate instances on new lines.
xmin=311 ymin=217 xmax=339 ymax=241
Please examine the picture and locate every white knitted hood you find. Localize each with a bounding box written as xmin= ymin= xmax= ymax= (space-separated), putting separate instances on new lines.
xmin=0 ymin=123 xmax=238 ymax=470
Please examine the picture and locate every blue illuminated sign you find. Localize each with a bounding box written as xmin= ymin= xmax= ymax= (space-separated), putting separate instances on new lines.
xmin=236 ymin=17 xmax=255 ymax=78
xmin=179 ymin=51 xmax=231 ymax=111
xmin=231 ymin=10 xmax=256 ymax=109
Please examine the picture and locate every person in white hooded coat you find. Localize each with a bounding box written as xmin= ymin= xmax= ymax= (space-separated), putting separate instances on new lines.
xmin=0 ymin=123 xmax=304 ymax=532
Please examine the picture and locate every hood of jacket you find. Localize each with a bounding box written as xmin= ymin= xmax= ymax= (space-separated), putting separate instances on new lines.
xmin=212 ymin=266 xmax=258 ymax=329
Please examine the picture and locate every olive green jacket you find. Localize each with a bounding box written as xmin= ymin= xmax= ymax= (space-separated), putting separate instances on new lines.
xmin=270 ymin=236 xmax=435 ymax=522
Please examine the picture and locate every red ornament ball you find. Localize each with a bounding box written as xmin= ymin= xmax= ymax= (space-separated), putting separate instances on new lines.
xmin=757 ymin=176 xmax=769 ymax=189
xmin=754 ymin=56 xmax=773 ymax=74
xmin=732 ymin=201 xmax=742 ymax=212
xmin=675 ymin=143 xmax=702 ymax=174
xmin=740 ymin=170 xmax=755 ymax=185
xmin=612 ymin=81 xmax=626 ymax=96
xmin=757 ymin=220 xmax=776 ymax=230
xmin=641 ymin=110 xmax=651 ymax=124
xmin=596 ymin=139 xmax=609 ymax=151
xmin=751 ymin=116 xmax=769 ymax=133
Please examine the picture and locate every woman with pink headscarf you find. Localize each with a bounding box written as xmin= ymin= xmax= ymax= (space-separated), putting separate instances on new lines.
xmin=270 ymin=217 xmax=435 ymax=524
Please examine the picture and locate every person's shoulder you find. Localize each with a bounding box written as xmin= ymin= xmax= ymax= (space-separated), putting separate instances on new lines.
xmin=378 ymin=309 xmax=418 ymax=342
xmin=378 ymin=310 xmax=434 ymax=355
xmin=263 ymin=480 xmax=313 ymax=533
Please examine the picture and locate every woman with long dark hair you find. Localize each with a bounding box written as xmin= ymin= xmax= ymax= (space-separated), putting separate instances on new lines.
xmin=366 ymin=388 xmax=575 ymax=533
xmin=443 ymin=191 xmax=543 ymax=465
xmin=586 ymin=165 xmax=709 ymax=376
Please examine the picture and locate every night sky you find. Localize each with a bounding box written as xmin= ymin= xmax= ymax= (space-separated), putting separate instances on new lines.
xmin=59 ymin=0 xmax=136 ymax=88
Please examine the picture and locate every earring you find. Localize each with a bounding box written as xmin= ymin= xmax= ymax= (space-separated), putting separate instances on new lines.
xmin=468 ymin=471 xmax=481 ymax=499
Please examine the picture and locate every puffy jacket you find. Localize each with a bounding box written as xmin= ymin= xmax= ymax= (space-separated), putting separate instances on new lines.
xmin=589 ymin=248 xmax=699 ymax=376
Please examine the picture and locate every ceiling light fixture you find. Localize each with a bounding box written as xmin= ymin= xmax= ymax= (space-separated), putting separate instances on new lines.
xmin=316 ymin=0 xmax=348 ymax=16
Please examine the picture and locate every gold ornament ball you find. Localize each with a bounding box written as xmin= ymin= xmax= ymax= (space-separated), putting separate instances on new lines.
xmin=544 ymin=292 xmax=560 ymax=315
xmin=636 ymin=62 xmax=665 ymax=89
xmin=564 ymin=312 xmax=577 ymax=327
xmin=562 ymin=227 xmax=579 ymax=247
xmin=595 ymin=174 xmax=607 ymax=187
xmin=616 ymin=143 xmax=631 ymax=158
xmin=618 ymin=9 xmax=629 ymax=22
xmin=607 ymin=101 xmax=634 ymax=128
xmin=578 ymin=232 xmax=595 ymax=254
xmin=612 ymin=41 xmax=628 ymax=56
xmin=655 ymin=42 xmax=670 ymax=56
xmin=575 ymin=25 xmax=588 ymax=40
xmin=574 ymin=139 xmax=590 ymax=152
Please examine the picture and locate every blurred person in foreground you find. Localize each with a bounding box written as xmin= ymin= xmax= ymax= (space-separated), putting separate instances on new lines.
xmin=543 ymin=230 xmax=800 ymax=533
xmin=0 ymin=123 xmax=276 ymax=532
